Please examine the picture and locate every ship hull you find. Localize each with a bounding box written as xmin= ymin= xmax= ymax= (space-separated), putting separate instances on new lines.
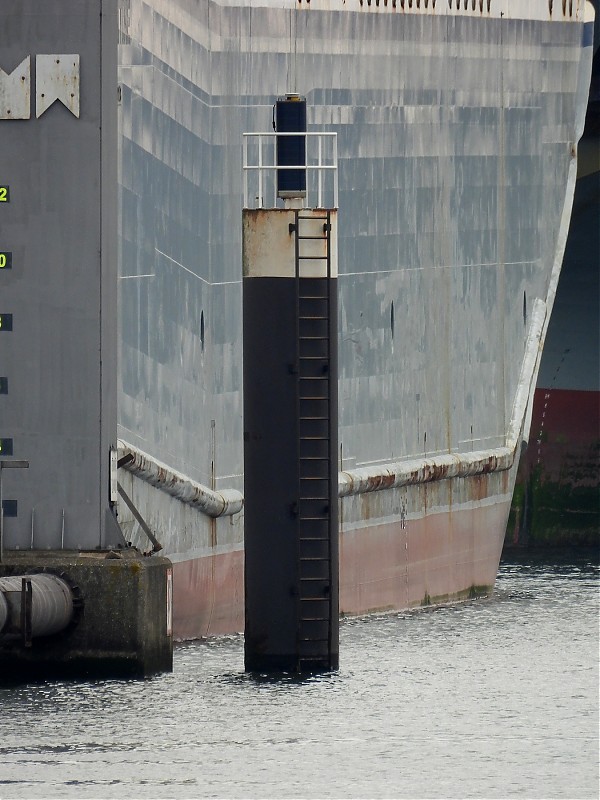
xmin=170 ymin=485 xmax=509 ymax=640
xmin=509 ymin=387 xmax=600 ymax=547
xmin=508 ymin=49 xmax=600 ymax=548
xmin=339 ymin=486 xmax=509 ymax=617
xmin=115 ymin=0 xmax=595 ymax=641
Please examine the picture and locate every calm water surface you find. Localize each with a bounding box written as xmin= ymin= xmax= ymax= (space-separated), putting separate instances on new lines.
xmin=0 ymin=552 xmax=598 ymax=799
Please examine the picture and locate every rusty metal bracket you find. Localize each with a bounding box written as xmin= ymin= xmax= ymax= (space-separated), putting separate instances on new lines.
xmin=116 ymin=482 xmax=162 ymax=553
xmin=117 ymin=452 xmax=135 ymax=469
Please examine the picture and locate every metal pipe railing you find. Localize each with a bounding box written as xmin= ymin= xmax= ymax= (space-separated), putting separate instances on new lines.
xmin=243 ymin=132 xmax=338 ymax=209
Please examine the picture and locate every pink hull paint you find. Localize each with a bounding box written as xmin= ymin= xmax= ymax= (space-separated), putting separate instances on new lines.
xmin=339 ymin=501 xmax=509 ymax=615
xmin=172 ymin=550 xmax=245 ymax=640
xmin=171 ymin=501 xmax=509 ymax=640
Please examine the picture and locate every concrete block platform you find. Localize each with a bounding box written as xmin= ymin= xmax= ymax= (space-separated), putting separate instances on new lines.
xmin=0 ymin=549 xmax=172 ymax=681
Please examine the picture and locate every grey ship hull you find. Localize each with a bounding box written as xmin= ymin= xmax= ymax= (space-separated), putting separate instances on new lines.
xmin=116 ymin=0 xmax=595 ymax=637
xmin=508 ymin=29 xmax=600 ymax=548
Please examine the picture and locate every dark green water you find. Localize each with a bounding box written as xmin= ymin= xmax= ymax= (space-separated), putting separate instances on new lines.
xmin=0 ymin=551 xmax=598 ymax=799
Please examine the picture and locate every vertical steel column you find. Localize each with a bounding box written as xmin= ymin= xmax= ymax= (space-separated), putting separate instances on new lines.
xmin=242 ymin=207 xmax=338 ymax=672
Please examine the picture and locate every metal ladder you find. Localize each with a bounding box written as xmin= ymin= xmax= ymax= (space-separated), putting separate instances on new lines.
xmin=294 ymin=210 xmax=334 ymax=670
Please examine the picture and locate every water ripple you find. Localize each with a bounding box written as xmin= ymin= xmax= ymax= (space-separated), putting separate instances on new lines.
xmin=0 ymin=553 xmax=597 ymax=799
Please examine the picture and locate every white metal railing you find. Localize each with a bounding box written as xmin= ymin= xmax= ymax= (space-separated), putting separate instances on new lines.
xmin=243 ymin=132 xmax=338 ymax=210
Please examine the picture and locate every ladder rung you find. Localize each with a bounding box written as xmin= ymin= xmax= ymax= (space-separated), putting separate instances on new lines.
xmin=300 ymin=556 xmax=329 ymax=562
xmin=299 ymin=512 xmax=329 ymax=516
xmin=298 ymin=512 xmax=329 ymax=522
xmin=298 ymin=629 xmax=329 ymax=634
xmin=298 ymin=648 xmax=329 ymax=664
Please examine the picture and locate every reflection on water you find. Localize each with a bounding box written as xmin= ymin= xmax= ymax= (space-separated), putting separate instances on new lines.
xmin=0 ymin=551 xmax=598 ymax=799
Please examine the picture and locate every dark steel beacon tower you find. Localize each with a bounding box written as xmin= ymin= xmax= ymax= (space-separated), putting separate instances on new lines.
xmin=242 ymin=97 xmax=339 ymax=672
